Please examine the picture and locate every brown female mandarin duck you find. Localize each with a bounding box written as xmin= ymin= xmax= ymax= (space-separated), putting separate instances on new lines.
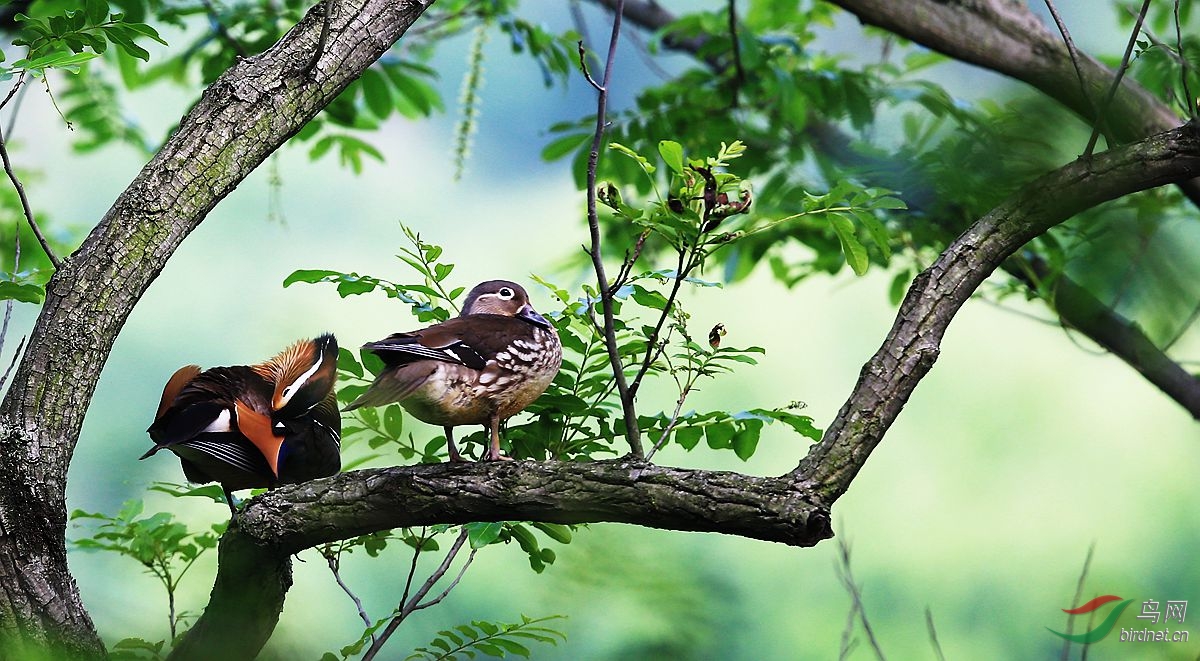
xmin=143 ymin=334 xmax=342 ymax=514
xmin=345 ymin=280 xmax=562 ymax=461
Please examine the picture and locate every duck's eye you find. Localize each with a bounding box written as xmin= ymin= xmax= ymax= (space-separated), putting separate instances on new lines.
xmin=498 ymin=287 xmax=515 ymax=300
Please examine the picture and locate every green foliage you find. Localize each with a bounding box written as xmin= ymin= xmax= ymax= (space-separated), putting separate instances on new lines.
xmin=0 ymin=268 xmax=50 ymax=304
xmin=405 ymin=615 xmax=566 ymax=661
xmin=3 ymin=1 xmax=166 ymax=79
xmin=69 ymin=499 xmax=222 ymax=579
xmin=70 ymin=495 xmax=225 ymax=644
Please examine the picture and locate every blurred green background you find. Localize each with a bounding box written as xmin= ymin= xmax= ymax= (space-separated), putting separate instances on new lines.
xmin=4 ymin=1 xmax=1195 ymax=659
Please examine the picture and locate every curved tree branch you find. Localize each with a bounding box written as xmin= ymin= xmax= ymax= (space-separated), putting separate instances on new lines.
xmin=188 ymin=119 xmax=1200 ymax=652
xmin=177 ymin=459 xmax=834 ymax=658
xmin=797 ymin=122 xmax=1200 ymax=501
xmin=0 ymin=0 xmax=434 ymax=655
xmin=241 ymin=460 xmax=832 ymax=551
xmin=828 ymin=0 xmax=1182 ymax=148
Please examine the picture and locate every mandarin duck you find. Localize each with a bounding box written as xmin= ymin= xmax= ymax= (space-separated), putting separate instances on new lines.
xmin=142 ymin=333 xmax=342 ymax=514
xmin=345 ymin=280 xmax=561 ymax=461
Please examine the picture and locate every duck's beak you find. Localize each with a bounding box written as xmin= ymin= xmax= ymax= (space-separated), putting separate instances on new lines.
xmin=517 ymin=304 xmax=552 ymax=329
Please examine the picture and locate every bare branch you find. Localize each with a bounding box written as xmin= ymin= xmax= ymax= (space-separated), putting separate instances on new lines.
xmin=1059 ymin=542 xmax=1096 ymax=661
xmin=726 ymin=0 xmax=744 ymax=108
xmin=321 ymin=545 xmax=375 ymax=646
xmin=1042 ymin=0 xmax=1100 ymax=141
xmin=1176 ymin=0 xmax=1194 ymax=117
xmin=835 ymin=537 xmax=886 ymax=661
xmin=582 ymin=1 xmax=644 ymax=457
xmin=1084 ymin=0 xmax=1150 ymax=156
xmin=0 ymin=122 xmax=60 ymax=269
xmin=363 ymin=529 xmax=472 ymax=661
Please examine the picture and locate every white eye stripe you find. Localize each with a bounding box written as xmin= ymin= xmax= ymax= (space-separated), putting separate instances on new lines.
xmin=279 ymin=347 xmax=325 ymax=407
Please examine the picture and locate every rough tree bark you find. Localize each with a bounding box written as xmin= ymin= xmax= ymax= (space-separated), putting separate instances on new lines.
xmin=0 ymin=0 xmax=435 ymax=657
xmin=2 ymin=1 xmax=1197 ymax=659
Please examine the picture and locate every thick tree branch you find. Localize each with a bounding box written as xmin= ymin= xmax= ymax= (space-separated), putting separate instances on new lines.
xmin=241 ymin=460 xmax=832 ymax=552
xmin=167 ymin=532 xmax=292 ymax=661
xmin=828 ymin=0 xmax=1181 ymax=147
xmin=183 ymin=459 xmax=833 ymax=658
xmin=797 ymin=122 xmax=1200 ymax=501
xmin=0 ymin=0 xmax=434 ymax=655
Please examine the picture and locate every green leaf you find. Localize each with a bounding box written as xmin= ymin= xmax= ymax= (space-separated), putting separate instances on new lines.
xmin=608 ymin=142 xmax=655 ymax=173
xmin=84 ymin=0 xmax=109 ymax=26
xmin=360 ymin=68 xmax=393 ymax=119
xmin=466 ymin=522 xmax=504 ymax=549
xmin=384 ymin=67 xmax=440 ymax=116
xmin=337 ymin=347 xmax=364 ymax=378
xmin=705 ymin=422 xmax=735 ymax=450
xmin=829 ymin=213 xmax=869 ymax=275
xmin=657 ymin=139 xmax=684 ymax=174
xmin=851 ymin=209 xmax=892 ymax=260
xmin=530 ymin=522 xmax=572 ymax=544
xmin=105 ymin=31 xmax=150 ymax=61
xmin=491 ymin=638 xmax=531 ymax=657
xmin=731 ymin=420 xmax=763 ymax=460
xmin=383 ymin=406 xmax=404 ymax=439
xmin=541 ymin=132 xmax=591 ymax=162
xmin=283 ymin=269 xmax=341 ymax=287
xmin=629 ymin=284 xmax=669 ymax=311
xmin=674 ymin=425 xmax=703 ymax=450
xmin=0 ymin=281 xmax=44 ymax=304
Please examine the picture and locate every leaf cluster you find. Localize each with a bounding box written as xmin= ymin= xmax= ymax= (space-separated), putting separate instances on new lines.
xmin=2 ymin=0 xmax=165 ymax=79
xmin=404 ymin=615 xmax=567 ymax=661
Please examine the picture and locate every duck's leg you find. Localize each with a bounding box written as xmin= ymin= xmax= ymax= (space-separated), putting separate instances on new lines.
xmin=444 ymin=425 xmax=465 ymax=462
xmin=484 ymin=413 xmax=511 ymax=461
xmin=222 ymin=486 xmax=238 ymax=520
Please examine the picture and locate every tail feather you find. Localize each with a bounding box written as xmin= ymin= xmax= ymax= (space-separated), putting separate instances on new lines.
xmin=343 ymin=363 xmax=437 ymax=411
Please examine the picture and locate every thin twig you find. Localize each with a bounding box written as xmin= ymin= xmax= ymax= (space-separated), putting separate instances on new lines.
xmin=0 ymin=140 xmax=21 ymax=370
xmin=836 ymin=536 xmax=887 ymax=661
xmin=363 ymin=528 xmax=472 ymax=661
xmin=396 ymin=527 xmax=428 ymax=614
xmin=1175 ymin=0 xmax=1194 ymax=118
xmin=581 ymin=0 xmax=642 ymax=458
xmin=726 ymin=0 xmax=744 ymax=108
xmin=1043 ymin=0 xmax=1100 ymax=140
xmin=0 ymin=121 xmax=60 ymax=269
xmin=407 ymin=547 xmax=477 ymax=614
xmin=1118 ymin=3 xmax=1195 ymax=114
xmin=925 ymin=607 xmax=946 ymax=661
xmin=839 ymin=598 xmax=859 ymax=661
xmin=1084 ymin=0 xmax=1150 ymax=157
xmin=1060 ymin=542 xmax=1096 ymax=661
xmin=568 ymin=0 xmax=593 ymax=54
xmin=0 ymin=336 xmax=27 ymax=392
xmin=577 ymin=41 xmax=604 ymax=92
xmin=200 ymin=0 xmax=249 ymax=58
xmin=0 ymin=74 xmax=27 ymax=113
xmin=628 ymin=251 xmax=686 ymax=399
xmin=322 ymin=545 xmax=375 ymax=645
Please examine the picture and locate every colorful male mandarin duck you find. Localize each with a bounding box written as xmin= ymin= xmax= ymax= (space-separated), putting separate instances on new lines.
xmin=143 ymin=334 xmax=341 ymax=514
xmin=345 ymin=280 xmax=562 ymax=461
